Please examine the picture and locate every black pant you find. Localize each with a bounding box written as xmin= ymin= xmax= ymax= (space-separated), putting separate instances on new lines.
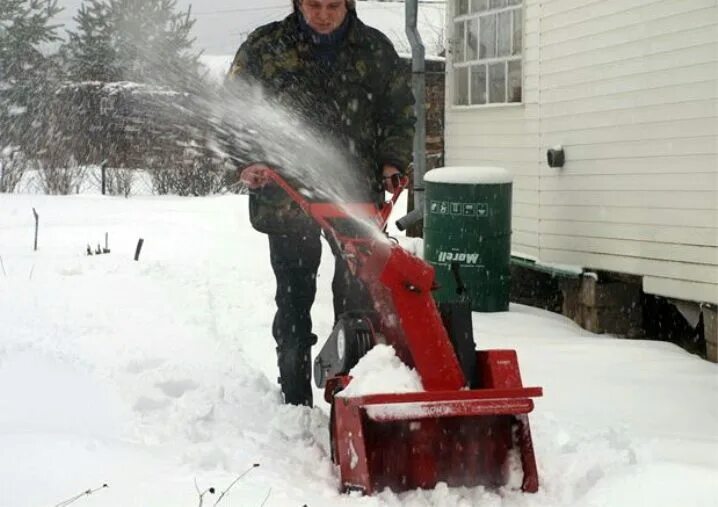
xmin=268 ymin=229 xmax=369 ymax=405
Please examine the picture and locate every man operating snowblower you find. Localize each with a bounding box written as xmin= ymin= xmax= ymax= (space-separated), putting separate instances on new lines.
xmin=228 ymin=0 xmax=416 ymax=407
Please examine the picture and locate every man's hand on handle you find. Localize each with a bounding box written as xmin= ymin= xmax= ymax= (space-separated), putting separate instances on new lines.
xmin=242 ymin=163 xmax=405 ymax=195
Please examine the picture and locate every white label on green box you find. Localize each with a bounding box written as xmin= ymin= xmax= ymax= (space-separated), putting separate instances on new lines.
xmin=431 ymin=201 xmax=489 ymax=218
xmin=437 ymin=251 xmax=481 ymax=265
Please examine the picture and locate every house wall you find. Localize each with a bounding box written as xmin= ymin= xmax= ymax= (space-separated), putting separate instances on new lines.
xmin=445 ymin=0 xmax=543 ymax=259
xmin=444 ymin=0 xmax=718 ymax=305
xmin=401 ymin=58 xmax=447 ymax=160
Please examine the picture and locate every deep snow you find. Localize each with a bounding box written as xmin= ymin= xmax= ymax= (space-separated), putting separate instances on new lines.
xmin=0 ymin=191 xmax=716 ymax=507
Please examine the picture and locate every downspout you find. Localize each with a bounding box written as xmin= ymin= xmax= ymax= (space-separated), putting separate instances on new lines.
xmin=405 ymin=0 xmax=427 ymax=214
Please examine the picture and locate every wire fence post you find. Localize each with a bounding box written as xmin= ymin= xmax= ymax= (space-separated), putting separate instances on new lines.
xmin=100 ymin=159 xmax=108 ymax=195
xmin=32 ymin=208 xmax=39 ymax=251
xmin=134 ymin=238 xmax=144 ymax=261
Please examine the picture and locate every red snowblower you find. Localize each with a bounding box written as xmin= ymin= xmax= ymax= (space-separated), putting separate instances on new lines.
xmin=241 ymin=163 xmax=543 ymax=495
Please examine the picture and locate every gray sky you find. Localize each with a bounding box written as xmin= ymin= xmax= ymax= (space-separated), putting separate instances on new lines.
xmin=53 ymin=1 xmax=446 ymax=57
xmin=54 ymin=1 xmax=293 ymax=55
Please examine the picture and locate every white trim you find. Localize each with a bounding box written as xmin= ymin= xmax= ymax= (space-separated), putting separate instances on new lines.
xmin=644 ymin=276 xmax=718 ymax=306
xmin=450 ymin=102 xmax=525 ymax=111
xmin=455 ymin=6 xmax=522 ymax=21
xmin=454 ymin=55 xmax=522 ymax=67
xmin=450 ymin=0 xmax=525 ymax=107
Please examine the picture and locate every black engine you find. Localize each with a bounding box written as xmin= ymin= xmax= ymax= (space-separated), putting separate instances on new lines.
xmin=313 ymin=313 xmax=375 ymax=388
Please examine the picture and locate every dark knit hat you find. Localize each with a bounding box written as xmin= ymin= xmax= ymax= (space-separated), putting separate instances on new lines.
xmin=294 ymin=0 xmax=356 ymax=11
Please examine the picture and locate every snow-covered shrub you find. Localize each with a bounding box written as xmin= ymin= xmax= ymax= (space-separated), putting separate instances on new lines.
xmin=37 ymin=157 xmax=87 ymax=195
xmin=0 ymin=146 xmax=28 ymax=193
xmin=106 ymin=167 xmax=135 ymax=197
xmin=149 ymin=158 xmax=228 ymax=196
xmin=88 ymin=165 xmax=135 ymax=197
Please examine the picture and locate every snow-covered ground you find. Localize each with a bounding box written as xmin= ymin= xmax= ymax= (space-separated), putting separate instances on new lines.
xmin=0 ymin=191 xmax=716 ymax=507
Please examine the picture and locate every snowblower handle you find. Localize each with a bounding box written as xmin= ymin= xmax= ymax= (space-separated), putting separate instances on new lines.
xmin=240 ymin=164 xmax=407 ymax=233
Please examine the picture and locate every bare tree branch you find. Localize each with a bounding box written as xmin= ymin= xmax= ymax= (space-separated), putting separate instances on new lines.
xmin=195 ymin=477 xmax=215 ymax=507
xmin=259 ymin=488 xmax=272 ymax=507
xmin=213 ymin=463 xmax=260 ymax=506
xmin=54 ymin=483 xmax=109 ymax=507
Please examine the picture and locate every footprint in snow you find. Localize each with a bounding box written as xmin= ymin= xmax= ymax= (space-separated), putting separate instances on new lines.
xmin=134 ymin=396 xmax=171 ymax=413
xmin=125 ymin=357 xmax=165 ymax=374
xmin=155 ymin=379 xmax=200 ymax=398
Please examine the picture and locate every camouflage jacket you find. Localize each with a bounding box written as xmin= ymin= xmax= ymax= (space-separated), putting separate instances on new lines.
xmin=228 ymin=11 xmax=416 ymax=234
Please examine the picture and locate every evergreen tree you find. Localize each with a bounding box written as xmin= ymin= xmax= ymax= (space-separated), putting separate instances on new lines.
xmin=63 ymin=0 xmax=202 ymax=90
xmin=0 ymin=0 xmax=62 ymax=150
xmin=63 ymin=0 xmax=118 ymax=82
xmin=108 ymin=0 xmax=201 ymax=91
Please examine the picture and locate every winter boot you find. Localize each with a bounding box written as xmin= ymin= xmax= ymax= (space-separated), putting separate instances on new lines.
xmin=276 ymin=344 xmax=313 ymax=407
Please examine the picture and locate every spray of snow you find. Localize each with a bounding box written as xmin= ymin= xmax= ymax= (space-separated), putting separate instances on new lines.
xmin=200 ymin=79 xmax=391 ymax=242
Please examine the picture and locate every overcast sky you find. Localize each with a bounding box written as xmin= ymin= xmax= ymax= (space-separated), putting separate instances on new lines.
xmin=54 ymin=1 xmax=293 ymax=55
xmin=53 ymin=1 xmax=445 ymax=57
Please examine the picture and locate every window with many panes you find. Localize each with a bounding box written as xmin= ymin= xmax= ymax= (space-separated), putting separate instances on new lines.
xmin=452 ymin=0 xmax=523 ymax=106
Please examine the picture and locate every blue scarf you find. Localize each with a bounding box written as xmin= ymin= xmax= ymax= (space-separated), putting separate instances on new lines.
xmin=297 ymin=11 xmax=352 ymax=65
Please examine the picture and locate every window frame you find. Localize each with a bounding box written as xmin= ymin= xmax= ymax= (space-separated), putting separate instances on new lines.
xmin=99 ymin=96 xmax=113 ymax=116
xmin=449 ymin=0 xmax=525 ymax=109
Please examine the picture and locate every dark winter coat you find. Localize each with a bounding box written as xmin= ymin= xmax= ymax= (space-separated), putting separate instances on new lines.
xmin=227 ymin=10 xmax=415 ymax=234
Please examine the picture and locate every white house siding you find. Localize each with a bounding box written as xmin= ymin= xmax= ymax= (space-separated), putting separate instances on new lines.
xmin=445 ymin=0 xmax=718 ymax=305
xmin=446 ymin=0 xmax=543 ymax=258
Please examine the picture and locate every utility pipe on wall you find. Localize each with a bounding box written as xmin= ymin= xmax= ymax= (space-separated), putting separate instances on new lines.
xmin=405 ymin=0 xmax=427 ymax=214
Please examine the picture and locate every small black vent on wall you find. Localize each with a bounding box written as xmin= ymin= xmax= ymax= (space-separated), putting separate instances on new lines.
xmin=547 ymin=146 xmax=565 ymax=168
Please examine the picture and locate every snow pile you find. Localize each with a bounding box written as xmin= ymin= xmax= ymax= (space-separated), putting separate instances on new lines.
xmin=425 ymin=166 xmax=514 ymax=185
xmin=340 ymin=345 xmax=423 ymax=397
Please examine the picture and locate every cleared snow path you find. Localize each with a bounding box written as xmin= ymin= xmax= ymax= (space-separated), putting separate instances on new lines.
xmin=0 ymin=193 xmax=716 ymax=506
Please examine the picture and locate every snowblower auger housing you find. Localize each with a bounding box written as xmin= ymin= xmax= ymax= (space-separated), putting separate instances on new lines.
xmin=241 ymin=164 xmax=543 ymax=495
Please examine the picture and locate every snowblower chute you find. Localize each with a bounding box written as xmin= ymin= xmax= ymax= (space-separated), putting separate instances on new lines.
xmin=241 ymin=164 xmax=543 ymax=495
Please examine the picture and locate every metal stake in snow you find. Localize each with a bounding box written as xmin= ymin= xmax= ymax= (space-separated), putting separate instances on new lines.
xmin=134 ymin=238 xmax=144 ymax=261
xmin=100 ymin=159 xmax=108 ymax=196
xmin=32 ymin=208 xmax=39 ymax=251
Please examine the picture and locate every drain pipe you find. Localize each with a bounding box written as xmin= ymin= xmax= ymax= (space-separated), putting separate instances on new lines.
xmin=406 ymin=0 xmax=427 ymax=215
